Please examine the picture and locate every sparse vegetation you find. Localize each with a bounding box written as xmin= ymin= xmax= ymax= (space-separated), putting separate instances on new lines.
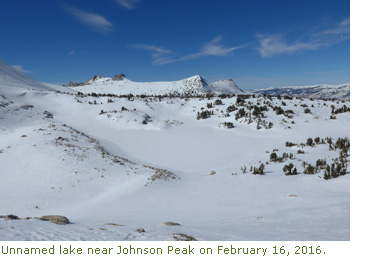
xmin=252 ymin=163 xmax=265 ymax=175
xmin=283 ymin=163 xmax=297 ymax=175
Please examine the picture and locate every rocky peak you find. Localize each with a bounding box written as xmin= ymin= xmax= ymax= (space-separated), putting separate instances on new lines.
xmin=65 ymin=81 xmax=85 ymax=87
xmin=113 ymin=73 xmax=126 ymax=81
xmin=85 ymin=75 xmax=106 ymax=85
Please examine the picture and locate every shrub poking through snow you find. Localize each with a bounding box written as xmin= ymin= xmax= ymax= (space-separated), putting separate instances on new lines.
xmin=213 ymin=99 xmax=223 ymax=106
xmin=285 ymin=141 xmax=296 ymax=147
xmin=220 ymin=122 xmax=235 ymax=128
xmin=252 ymin=163 xmax=265 ymax=175
xmin=306 ymin=137 xmax=314 ymax=147
xmin=303 ymin=164 xmax=315 ymax=174
xmin=316 ymin=159 xmax=327 ymax=169
xmin=196 ymin=110 xmax=213 ymax=120
xmin=283 ymin=163 xmax=297 ymax=175
xmin=270 ymin=152 xmax=278 ymax=162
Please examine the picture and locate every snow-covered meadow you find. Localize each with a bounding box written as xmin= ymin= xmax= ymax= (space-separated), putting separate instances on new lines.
xmin=0 ymin=60 xmax=350 ymax=241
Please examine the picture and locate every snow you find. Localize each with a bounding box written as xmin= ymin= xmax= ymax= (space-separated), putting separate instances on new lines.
xmin=0 ymin=60 xmax=73 ymax=94
xmin=72 ymin=75 xmax=244 ymax=96
xmin=0 ymin=60 xmax=350 ymax=241
xmin=211 ymin=79 xmax=244 ymax=94
xmin=250 ymin=83 xmax=350 ymax=100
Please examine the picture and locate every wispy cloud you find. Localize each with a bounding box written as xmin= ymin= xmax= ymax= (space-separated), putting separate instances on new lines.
xmin=133 ymin=37 xmax=249 ymax=65
xmin=130 ymin=44 xmax=174 ymax=65
xmin=67 ymin=50 xmax=76 ymax=56
xmin=256 ymin=34 xmax=320 ymax=57
xmin=11 ymin=65 xmax=31 ymax=73
xmin=115 ymin=0 xmax=140 ymax=9
xmin=257 ymin=18 xmax=350 ymax=57
xmin=65 ymin=5 xmax=114 ymax=33
xmin=201 ymin=36 xmax=248 ymax=56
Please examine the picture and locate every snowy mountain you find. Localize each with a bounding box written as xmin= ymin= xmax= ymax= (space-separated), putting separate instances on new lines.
xmin=68 ymin=72 xmax=350 ymax=101
xmin=249 ymin=84 xmax=350 ymax=100
xmin=70 ymin=75 xmax=216 ymax=96
xmin=69 ymin=74 xmax=244 ymax=96
xmin=211 ymin=79 xmax=244 ymax=94
xmin=0 ymin=60 xmax=350 ymax=241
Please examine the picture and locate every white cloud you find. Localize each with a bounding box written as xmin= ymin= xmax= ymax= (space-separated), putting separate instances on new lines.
xmin=115 ymin=0 xmax=140 ymax=9
xmin=256 ymin=34 xmax=320 ymax=57
xmin=133 ymin=37 xmax=249 ymax=65
xmin=67 ymin=50 xmax=76 ymax=56
xmin=65 ymin=6 xmax=114 ymax=33
xmin=201 ymin=36 xmax=247 ymax=56
xmin=130 ymin=44 xmax=174 ymax=65
xmin=131 ymin=44 xmax=173 ymax=55
xmin=11 ymin=65 xmax=31 ymax=73
xmin=314 ymin=18 xmax=350 ymax=37
xmin=257 ymin=18 xmax=350 ymax=57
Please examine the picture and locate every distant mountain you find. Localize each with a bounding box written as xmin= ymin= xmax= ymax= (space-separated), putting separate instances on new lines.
xmin=70 ymin=75 xmax=243 ymax=96
xmin=249 ymin=84 xmax=350 ymax=100
xmin=1 ymin=59 xmax=350 ymax=100
xmin=211 ymin=79 xmax=244 ymax=94
xmin=68 ymin=73 xmax=349 ymax=100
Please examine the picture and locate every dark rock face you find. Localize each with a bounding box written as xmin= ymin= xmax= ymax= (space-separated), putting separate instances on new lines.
xmin=113 ymin=73 xmax=126 ymax=81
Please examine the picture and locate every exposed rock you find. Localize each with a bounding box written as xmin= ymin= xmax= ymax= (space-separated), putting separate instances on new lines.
xmin=20 ymin=104 xmax=34 ymax=110
xmin=161 ymin=221 xmax=181 ymax=226
xmin=0 ymin=214 xmax=20 ymax=220
xmin=135 ymin=228 xmax=145 ymax=233
xmin=173 ymin=233 xmax=197 ymax=241
xmin=113 ymin=73 xmax=126 ymax=81
xmin=40 ymin=215 xmax=70 ymax=225
xmin=209 ymin=171 xmax=216 ymax=175
xmin=148 ymin=168 xmax=178 ymax=182
xmin=66 ymin=82 xmax=85 ymax=87
xmin=85 ymin=75 xmax=106 ymax=85
xmin=43 ymin=111 xmax=53 ymax=118
xmin=104 ymin=223 xmax=124 ymax=226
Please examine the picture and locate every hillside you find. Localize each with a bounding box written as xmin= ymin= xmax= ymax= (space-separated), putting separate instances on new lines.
xmin=68 ymin=74 xmax=244 ymax=96
xmin=0 ymin=60 xmax=71 ymax=94
xmin=249 ymin=84 xmax=350 ymax=100
xmin=0 ymin=60 xmax=350 ymax=241
xmin=71 ymin=75 xmax=215 ymax=96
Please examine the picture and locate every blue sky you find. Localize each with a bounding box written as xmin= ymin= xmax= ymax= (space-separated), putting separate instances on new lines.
xmin=0 ymin=0 xmax=350 ymax=89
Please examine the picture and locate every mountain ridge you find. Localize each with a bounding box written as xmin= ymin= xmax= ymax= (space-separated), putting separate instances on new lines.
xmin=248 ymin=83 xmax=350 ymax=100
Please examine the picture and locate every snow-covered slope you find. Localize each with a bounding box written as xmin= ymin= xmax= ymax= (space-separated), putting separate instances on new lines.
xmin=71 ymin=74 xmax=246 ymax=96
xmin=211 ymin=79 xmax=244 ymax=94
xmin=0 ymin=60 xmax=71 ymax=94
xmin=0 ymin=60 xmax=350 ymax=241
xmin=249 ymin=84 xmax=350 ymax=100
xmin=72 ymin=75 xmax=221 ymax=96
